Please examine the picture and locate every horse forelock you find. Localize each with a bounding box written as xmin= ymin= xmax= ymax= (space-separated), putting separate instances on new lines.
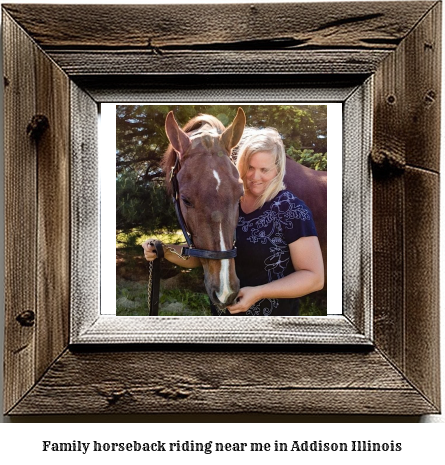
xmin=183 ymin=114 xmax=225 ymax=135
xmin=162 ymin=114 xmax=227 ymax=193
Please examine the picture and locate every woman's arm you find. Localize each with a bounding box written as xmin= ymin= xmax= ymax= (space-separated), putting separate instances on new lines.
xmin=226 ymin=236 xmax=324 ymax=314
xmin=142 ymin=240 xmax=202 ymax=268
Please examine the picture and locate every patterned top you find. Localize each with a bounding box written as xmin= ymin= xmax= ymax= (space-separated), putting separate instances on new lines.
xmin=229 ymin=189 xmax=317 ymax=316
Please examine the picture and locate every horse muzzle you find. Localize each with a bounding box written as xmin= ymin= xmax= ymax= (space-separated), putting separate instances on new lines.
xmin=210 ymin=289 xmax=239 ymax=310
xmin=202 ymin=258 xmax=240 ymax=309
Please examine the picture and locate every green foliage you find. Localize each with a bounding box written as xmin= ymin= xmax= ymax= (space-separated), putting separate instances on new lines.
xmin=286 ymin=147 xmax=327 ymax=171
xmin=299 ymin=296 xmax=327 ymax=316
xmin=116 ymin=230 xmax=184 ymax=249
xmin=116 ymin=281 xmax=149 ymax=316
xmin=116 ymin=280 xmax=211 ymax=316
xmin=116 ymin=104 xmax=327 ymax=232
xmin=116 ymin=170 xmax=177 ymax=232
xmin=243 ymin=104 xmax=327 ymax=155
xmin=160 ymin=289 xmax=211 ymax=316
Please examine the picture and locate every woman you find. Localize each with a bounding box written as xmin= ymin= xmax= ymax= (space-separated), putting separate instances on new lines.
xmin=142 ymin=127 xmax=324 ymax=316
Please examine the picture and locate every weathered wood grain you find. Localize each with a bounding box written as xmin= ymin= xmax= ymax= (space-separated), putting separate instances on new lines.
xmin=2 ymin=2 xmax=441 ymax=417
xmin=47 ymin=50 xmax=390 ymax=76
xmin=372 ymin=175 xmax=405 ymax=368
xmin=372 ymin=75 xmax=406 ymax=375
xmin=372 ymin=11 xmax=416 ymax=370
xmin=73 ymin=315 xmax=370 ymax=345
xmin=3 ymin=12 xmax=37 ymax=414
xmin=371 ymin=2 xmax=441 ymax=412
xmin=78 ymin=75 xmax=363 ymax=103
xmin=35 ymin=39 xmax=70 ymax=381
xmin=3 ymin=11 xmax=72 ymax=412
xmin=342 ymin=81 xmax=372 ymax=336
xmin=404 ymin=2 xmax=441 ymax=172
xmin=371 ymin=1 xmax=441 ymax=173
xmin=2 ymin=2 xmax=435 ymax=50
xmin=404 ymin=167 xmax=440 ymax=409
xmin=70 ymin=83 xmax=100 ymax=340
xmin=8 ymin=349 xmax=438 ymax=415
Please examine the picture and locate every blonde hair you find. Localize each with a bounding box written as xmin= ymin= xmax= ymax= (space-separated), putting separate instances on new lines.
xmin=236 ymin=127 xmax=286 ymax=209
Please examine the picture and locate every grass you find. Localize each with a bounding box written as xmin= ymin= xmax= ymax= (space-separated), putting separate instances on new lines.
xmin=116 ymin=228 xmax=211 ymax=316
xmin=116 ymin=229 xmax=184 ymax=249
xmin=299 ymin=295 xmax=327 ymax=316
xmin=116 ymin=278 xmax=326 ymax=317
xmin=115 ymin=228 xmax=327 ymax=317
xmin=116 ymin=279 xmax=211 ymax=316
xmin=160 ymin=288 xmax=211 ymax=316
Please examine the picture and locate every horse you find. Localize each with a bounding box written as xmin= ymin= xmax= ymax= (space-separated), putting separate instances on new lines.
xmin=162 ymin=108 xmax=246 ymax=310
xmin=162 ymin=110 xmax=327 ymax=311
xmin=284 ymin=159 xmax=327 ymax=288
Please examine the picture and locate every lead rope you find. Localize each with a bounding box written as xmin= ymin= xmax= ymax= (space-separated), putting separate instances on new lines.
xmin=147 ymin=250 xmax=227 ymax=316
xmin=147 ymin=243 xmax=188 ymax=312
xmin=147 ymin=260 xmax=154 ymax=312
xmin=147 ymin=240 xmax=164 ymax=315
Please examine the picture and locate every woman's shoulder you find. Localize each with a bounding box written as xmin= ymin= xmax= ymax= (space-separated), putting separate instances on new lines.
xmin=272 ymin=189 xmax=305 ymax=206
xmin=272 ymin=190 xmax=313 ymax=218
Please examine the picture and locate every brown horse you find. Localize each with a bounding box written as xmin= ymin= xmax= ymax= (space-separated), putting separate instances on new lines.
xmin=163 ymin=110 xmax=327 ymax=310
xmin=284 ymin=159 xmax=327 ymax=287
xmin=163 ymin=108 xmax=246 ymax=309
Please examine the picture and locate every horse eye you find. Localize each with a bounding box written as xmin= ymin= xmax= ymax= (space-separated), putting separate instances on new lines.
xmin=181 ymin=196 xmax=193 ymax=208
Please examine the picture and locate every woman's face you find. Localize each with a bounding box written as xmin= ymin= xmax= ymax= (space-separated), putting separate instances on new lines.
xmin=245 ymin=151 xmax=278 ymax=198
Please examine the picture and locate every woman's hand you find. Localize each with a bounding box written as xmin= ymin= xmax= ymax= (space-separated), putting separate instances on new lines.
xmin=141 ymin=239 xmax=160 ymax=262
xmin=226 ymin=286 xmax=263 ymax=314
xmin=142 ymin=240 xmax=202 ymax=268
xmin=226 ymin=236 xmax=324 ymax=315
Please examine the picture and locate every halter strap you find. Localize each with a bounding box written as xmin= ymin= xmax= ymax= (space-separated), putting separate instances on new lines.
xmin=169 ymin=154 xmax=237 ymax=260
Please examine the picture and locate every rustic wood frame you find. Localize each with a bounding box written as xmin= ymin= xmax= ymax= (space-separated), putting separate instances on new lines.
xmin=2 ymin=2 xmax=441 ymax=415
xmin=72 ymin=90 xmax=371 ymax=345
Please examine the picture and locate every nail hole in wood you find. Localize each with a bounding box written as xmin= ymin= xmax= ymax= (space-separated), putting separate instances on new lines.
xmin=27 ymin=114 xmax=49 ymax=141
xmin=16 ymin=310 xmax=35 ymax=327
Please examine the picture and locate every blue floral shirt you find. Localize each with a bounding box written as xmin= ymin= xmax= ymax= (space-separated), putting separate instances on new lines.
xmin=233 ymin=190 xmax=317 ymax=316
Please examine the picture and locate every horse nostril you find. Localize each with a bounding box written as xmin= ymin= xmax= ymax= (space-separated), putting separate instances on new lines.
xmin=216 ymin=291 xmax=238 ymax=308
xmin=212 ymin=290 xmax=236 ymax=308
xmin=212 ymin=291 xmax=220 ymax=305
xmin=226 ymin=291 xmax=239 ymax=307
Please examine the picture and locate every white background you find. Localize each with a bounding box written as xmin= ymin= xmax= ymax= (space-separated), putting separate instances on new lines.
xmin=101 ymin=103 xmax=343 ymax=314
xmin=1 ymin=0 xmax=444 ymax=462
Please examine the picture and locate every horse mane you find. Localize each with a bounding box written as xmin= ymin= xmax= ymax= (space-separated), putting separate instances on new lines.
xmin=162 ymin=114 xmax=226 ymax=193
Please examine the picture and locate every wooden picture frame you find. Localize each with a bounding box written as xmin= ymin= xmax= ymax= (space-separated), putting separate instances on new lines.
xmin=2 ymin=2 xmax=440 ymax=415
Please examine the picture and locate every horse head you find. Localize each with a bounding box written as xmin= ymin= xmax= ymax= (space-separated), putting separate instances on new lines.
xmin=164 ymin=108 xmax=246 ymax=309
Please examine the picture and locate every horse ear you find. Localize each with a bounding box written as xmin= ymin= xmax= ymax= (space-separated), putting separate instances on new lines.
xmin=220 ymin=107 xmax=246 ymax=152
xmin=165 ymin=111 xmax=191 ymax=158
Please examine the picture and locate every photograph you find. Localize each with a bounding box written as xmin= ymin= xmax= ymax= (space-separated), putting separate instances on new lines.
xmin=114 ymin=104 xmax=329 ymax=317
xmin=1 ymin=0 xmax=442 ymax=428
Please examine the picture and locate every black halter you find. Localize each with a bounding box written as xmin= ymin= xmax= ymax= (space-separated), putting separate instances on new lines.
xmin=169 ymin=154 xmax=237 ymax=260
